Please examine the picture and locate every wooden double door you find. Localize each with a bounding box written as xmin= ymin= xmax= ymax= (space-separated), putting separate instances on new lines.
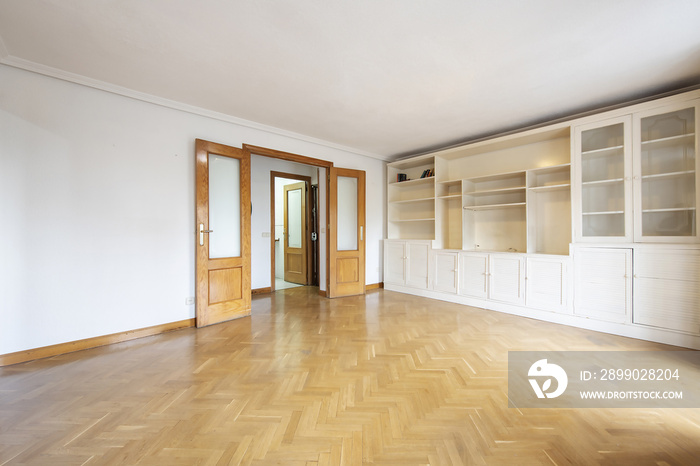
xmin=195 ymin=140 xmax=365 ymax=327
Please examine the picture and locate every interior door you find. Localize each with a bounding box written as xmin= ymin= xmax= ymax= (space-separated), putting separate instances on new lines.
xmin=329 ymin=167 xmax=365 ymax=297
xmin=195 ymin=139 xmax=251 ymax=327
xmin=283 ymin=181 xmax=308 ymax=284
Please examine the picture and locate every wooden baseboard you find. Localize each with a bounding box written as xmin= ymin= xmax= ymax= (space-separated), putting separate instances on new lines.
xmin=366 ymin=282 xmax=384 ymax=290
xmin=318 ymin=289 xmax=327 ymax=297
xmin=252 ymin=287 xmax=272 ymax=295
xmin=0 ymin=318 xmax=195 ymax=367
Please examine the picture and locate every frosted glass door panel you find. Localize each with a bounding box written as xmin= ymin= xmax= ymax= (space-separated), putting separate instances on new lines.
xmin=577 ymin=119 xmax=631 ymax=239
xmin=208 ymin=154 xmax=241 ymax=258
xmin=287 ymin=188 xmax=302 ymax=248
xmin=337 ymin=176 xmax=358 ymax=251
xmin=639 ymin=107 xmax=696 ymax=237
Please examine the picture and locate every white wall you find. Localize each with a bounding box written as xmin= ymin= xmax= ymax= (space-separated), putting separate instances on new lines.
xmin=0 ymin=64 xmax=386 ymax=355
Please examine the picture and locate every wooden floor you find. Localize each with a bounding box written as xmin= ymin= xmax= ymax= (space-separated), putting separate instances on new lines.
xmin=2 ymin=288 xmax=700 ymax=465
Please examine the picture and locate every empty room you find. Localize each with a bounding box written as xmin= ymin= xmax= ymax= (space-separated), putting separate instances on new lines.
xmin=2 ymin=1 xmax=700 ymax=465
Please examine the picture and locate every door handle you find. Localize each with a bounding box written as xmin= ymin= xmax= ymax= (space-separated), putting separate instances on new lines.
xmin=199 ymin=224 xmax=213 ymax=246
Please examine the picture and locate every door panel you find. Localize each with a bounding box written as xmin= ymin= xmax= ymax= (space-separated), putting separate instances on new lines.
xmin=432 ymin=251 xmax=458 ymax=293
xmin=406 ymin=242 xmax=429 ymax=289
xmin=329 ymin=167 xmax=365 ymax=297
xmin=459 ymin=252 xmax=489 ymax=299
xmin=384 ymin=241 xmax=406 ymax=286
xmin=283 ymin=181 xmax=308 ymax=284
xmin=489 ymin=254 xmax=525 ymax=305
xmin=195 ymin=139 xmax=251 ymax=327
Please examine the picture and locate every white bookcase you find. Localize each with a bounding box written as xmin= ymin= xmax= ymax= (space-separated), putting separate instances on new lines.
xmin=385 ymin=88 xmax=700 ymax=350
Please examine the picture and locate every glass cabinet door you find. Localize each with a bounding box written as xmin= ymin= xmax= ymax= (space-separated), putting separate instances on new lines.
xmin=573 ymin=116 xmax=633 ymax=242
xmin=633 ymin=101 xmax=699 ymax=241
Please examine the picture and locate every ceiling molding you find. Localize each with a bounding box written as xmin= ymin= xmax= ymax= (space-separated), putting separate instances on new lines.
xmin=0 ymin=55 xmax=390 ymax=162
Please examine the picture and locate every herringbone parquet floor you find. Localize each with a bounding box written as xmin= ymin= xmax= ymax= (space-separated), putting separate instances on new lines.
xmin=1 ymin=288 xmax=699 ymax=465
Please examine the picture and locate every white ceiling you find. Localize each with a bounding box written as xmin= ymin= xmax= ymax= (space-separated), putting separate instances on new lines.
xmin=1 ymin=1 xmax=700 ymax=160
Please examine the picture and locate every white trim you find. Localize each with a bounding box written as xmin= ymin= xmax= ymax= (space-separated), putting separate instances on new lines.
xmin=0 ymin=55 xmax=390 ymax=162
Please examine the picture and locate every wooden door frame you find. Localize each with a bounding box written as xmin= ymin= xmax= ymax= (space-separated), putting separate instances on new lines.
xmin=243 ymin=144 xmax=333 ymax=296
xmin=271 ymin=172 xmax=313 ymax=290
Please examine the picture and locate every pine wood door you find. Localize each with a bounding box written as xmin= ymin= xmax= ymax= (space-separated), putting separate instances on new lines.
xmin=195 ymin=139 xmax=251 ymax=327
xmin=328 ymin=167 xmax=365 ymax=297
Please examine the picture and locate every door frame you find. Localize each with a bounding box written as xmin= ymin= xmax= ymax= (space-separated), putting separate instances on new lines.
xmin=270 ymin=171 xmax=313 ymax=290
xmin=243 ymin=144 xmax=334 ymax=296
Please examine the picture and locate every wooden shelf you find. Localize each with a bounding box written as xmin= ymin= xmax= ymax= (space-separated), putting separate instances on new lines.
xmin=464 ymin=202 xmax=526 ymax=211
xmin=389 ymin=177 xmax=434 ymax=186
xmin=582 ymin=178 xmax=624 ymax=186
xmin=641 ymin=170 xmax=695 ymax=180
xmin=642 ymin=207 xmax=696 ymax=213
xmin=389 ymin=197 xmax=435 ymax=204
xmin=528 ymin=183 xmax=571 ymax=192
xmin=390 ymin=218 xmax=435 ymax=223
xmin=581 ymin=145 xmax=624 ymax=158
xmin=437 ymin=194 xmax=462 ymax=200
xmin=582 ymin=211 xmax=624 ymax=216
xmin=641 ymin=133 xmax=695 ymax=148
xmin=465 ymin=186 xmax=526 ymax=196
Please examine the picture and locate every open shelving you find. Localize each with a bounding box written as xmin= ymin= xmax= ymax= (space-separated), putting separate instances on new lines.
xmin=527 ymin=164 xmax=571 ymax=254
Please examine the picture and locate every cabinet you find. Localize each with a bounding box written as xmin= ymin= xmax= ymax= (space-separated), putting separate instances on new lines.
xmin=458 ymin=252 xmax=489 ymax=299
xmin=573 ymin=116 xmax=634 ymax=241
xmin=526 ymin=256 xmax=570 ymax=313
xmin=574 ymin=247 xmax=631 ymax=323
xmin=633 ymin=249 xmax=700 ymax=333
xmin=573 ymin=101 xmax=700 ymax=243
xmin=458 ymin=252 xmax=525 ymax=305
xmin=384 ymin=240 xmax=430 ymax=289
xmin=489 ymin=254 xmax=526 ymax=305
xmin=633 ymin=101 xmax=699 ymax=241
xmin=431 ymin=250 xmax=458 ymax=293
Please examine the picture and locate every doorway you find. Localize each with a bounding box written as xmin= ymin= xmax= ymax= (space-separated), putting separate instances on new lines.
xmin=271 ymin=172 xmax=316 ymax=291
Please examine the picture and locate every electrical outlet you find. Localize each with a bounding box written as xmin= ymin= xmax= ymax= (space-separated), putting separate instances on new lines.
xmin=262 ymin=232 xmax=271 ymax=237
xmin=185 ymin=297 xmax=195 ymax=305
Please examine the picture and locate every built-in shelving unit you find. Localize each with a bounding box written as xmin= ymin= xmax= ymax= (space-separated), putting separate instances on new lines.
xmin=385 ymin=88 xmax=700 ymax=350
xmin=387 ymin=158 xmax=436 ymax=240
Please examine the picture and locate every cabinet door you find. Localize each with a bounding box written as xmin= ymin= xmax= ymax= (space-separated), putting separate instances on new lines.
xmin=526 ymin=256 xmax=569 ymax=313
xmin=406 ymin=241 xmax=430 ymax=289
xmin=574 ymin=248 xmax=631 ymax=323
xmin=459 ymin=252 xmax=489 ymax=299
xmin=432 ymin=251 xmax=458 ymax=293
xmin=633 ymin=250 xmax=700 ymax=334
xmin=573 ymin=116 xmax=634 ymax=242
xmin=384 ymin=241 xmax=406 ymax=285
xmin=489 ymin=254 xmax=526 ymax=305
xmin=632 ymin=100 xmax=700 ymax=242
